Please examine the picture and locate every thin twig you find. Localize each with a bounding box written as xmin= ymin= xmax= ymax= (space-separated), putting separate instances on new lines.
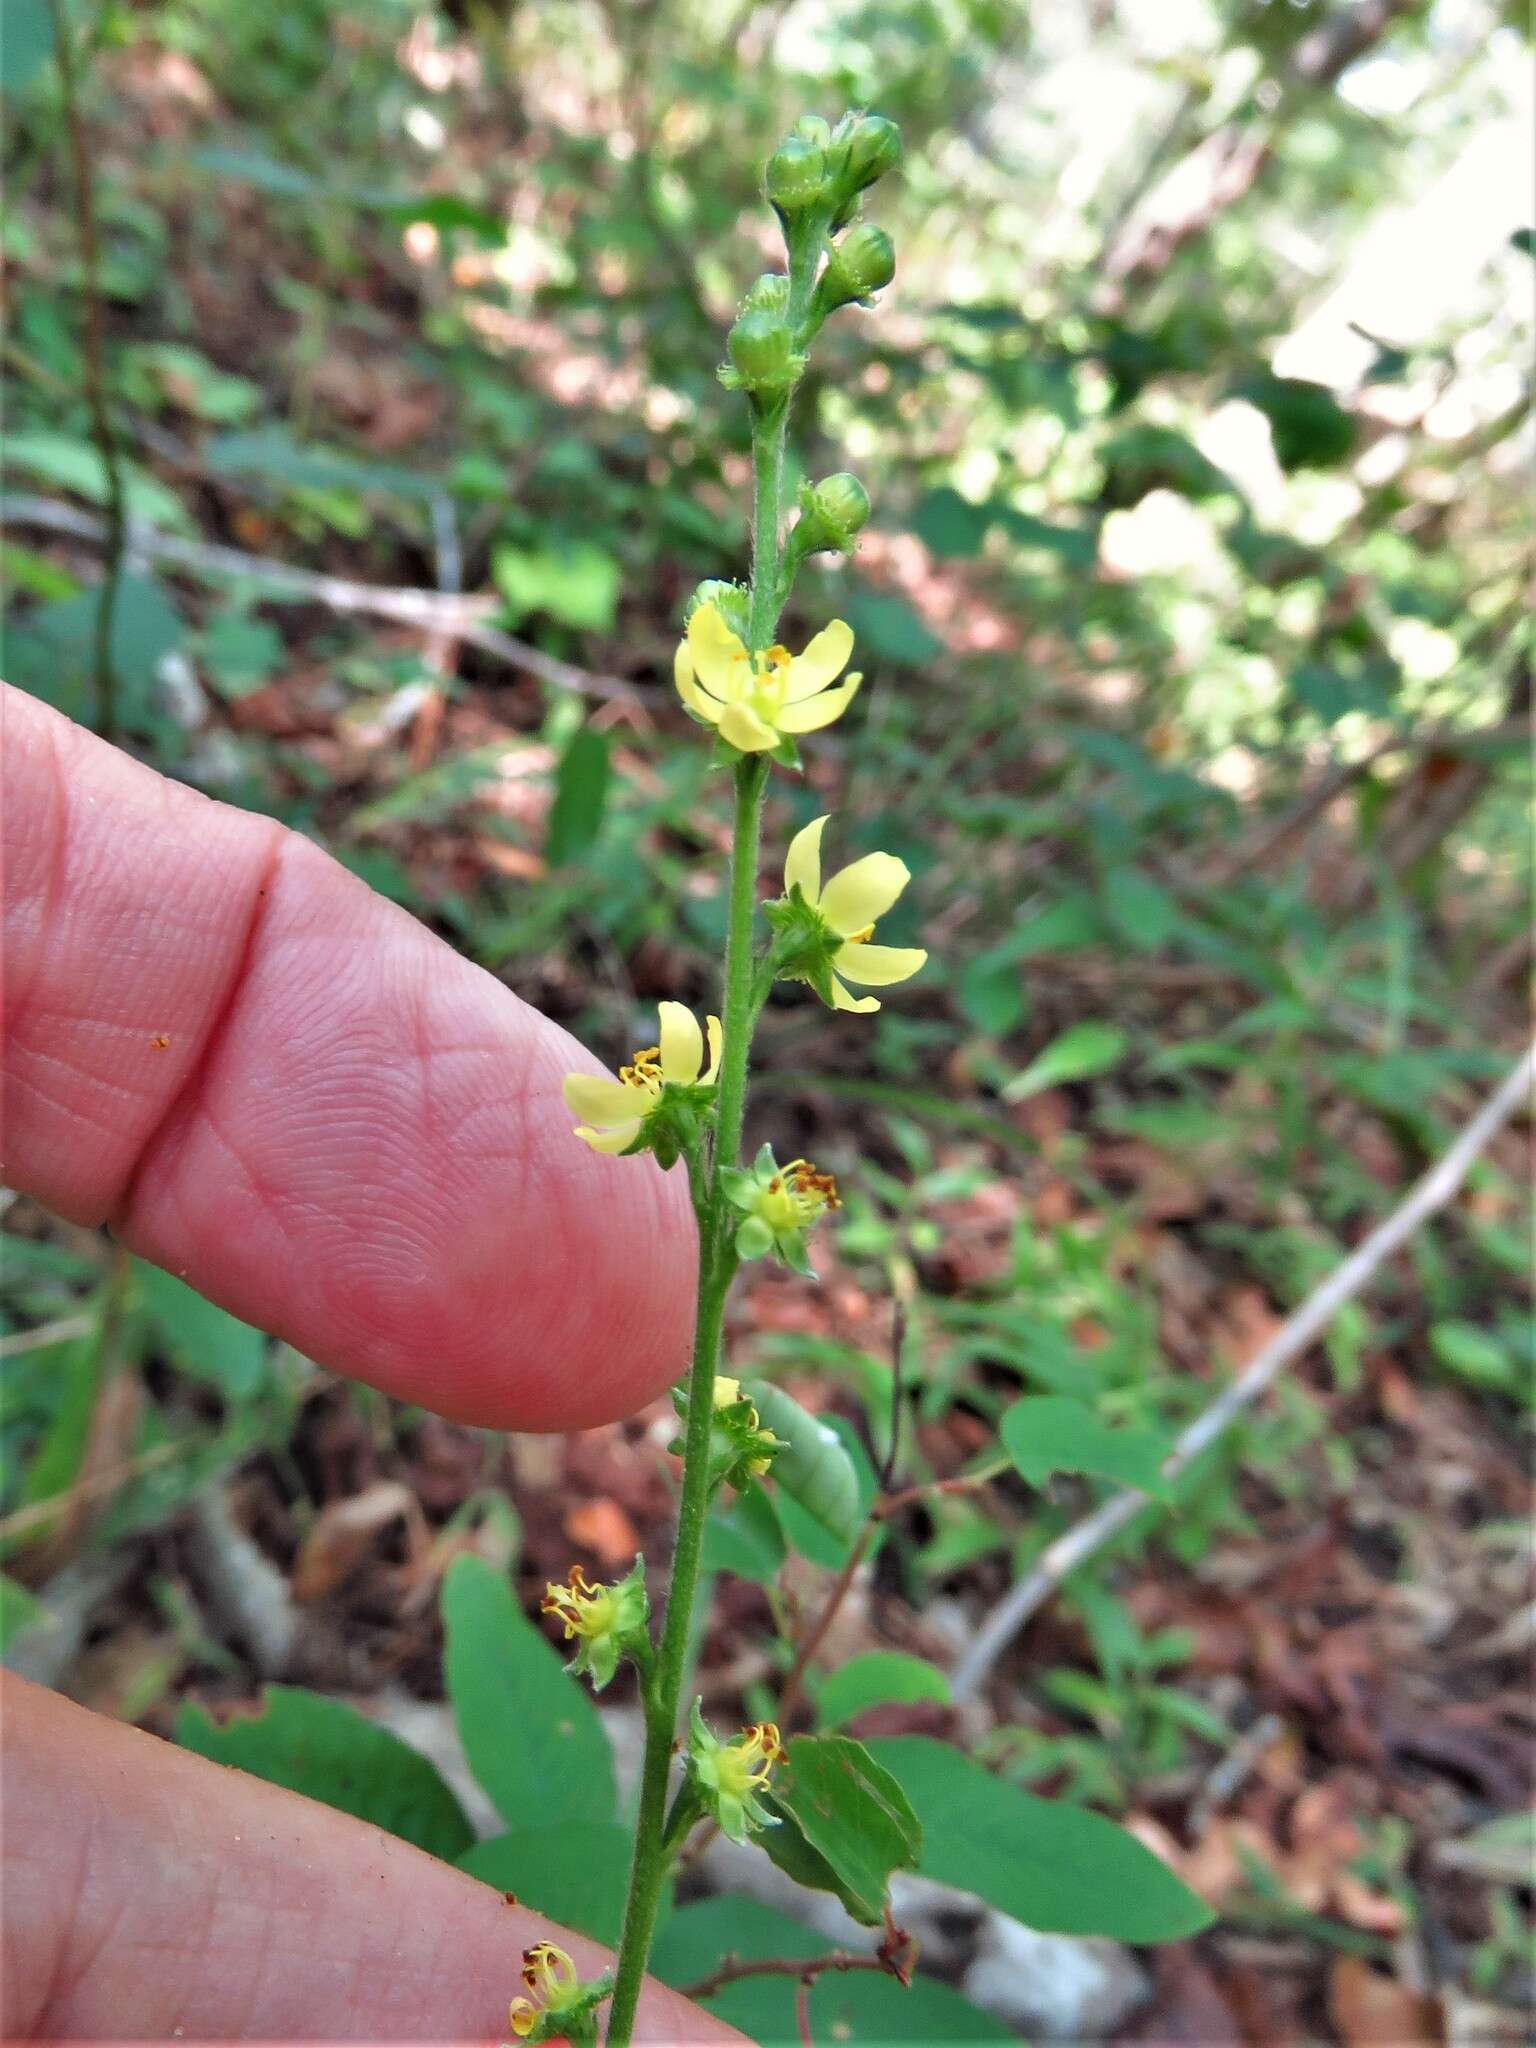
xmin=46 ymin=0 xmax=126 ymax=740
xmin=950 ymin=1042 xmax=1536 ymax=1701
xmin=776 ymin=1527 xmax=874 ymax=1728
xmin=0 ymin=495 xmax=641 ymax=703
xmin=680 ymin=1937 xmax=915 ymax=2005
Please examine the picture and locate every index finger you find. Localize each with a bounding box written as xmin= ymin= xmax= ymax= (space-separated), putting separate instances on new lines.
xmin=1 ymin=686 xmax=696 ymax=1430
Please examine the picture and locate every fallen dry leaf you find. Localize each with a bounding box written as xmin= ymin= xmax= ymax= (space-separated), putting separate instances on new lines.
xmin=564 ymin=1497 xmax=642 ymax=1568
xmin=1328 ymin=1955 xmax=1443 ymax=2046
xmin=292 ymin=1481 xmax=425 ymax=1604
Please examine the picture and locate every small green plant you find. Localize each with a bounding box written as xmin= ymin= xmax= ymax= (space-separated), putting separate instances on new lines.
xmin=158 ymin=107 xmax=1212 ymax=2048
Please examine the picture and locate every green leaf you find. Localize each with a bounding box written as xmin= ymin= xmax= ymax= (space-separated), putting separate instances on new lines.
xmin=1002 ymin=1396 xmax=1173 ymax=1497
xmin=202 ymin=614 xmax=284 ymax=698
xmin=868 ymin=1736 xmax=1213 ymax=1941
xmin=1235 ymin=371 xmax=1354 ymax=473
xmin=2 ymin=432 xmax=187 ymax=528
xmin=0 ymin=1572 xmax=47 ymax=1655
xmin=762 ymin=1733 xmax=921 ymax=1926
xmin=1429 ymin=1321 xmax=1518 ymax=1394
xmin=702 ymin=1482 xmax=786 ymax=1582
xmin=0 ymin=0 xmax=54 ymax=96
xmin=958 ymin=953 xmax=1026 ymax=1036
xmin=653 ymin=1899 xmax=1010 ymax=2042
xmin=493 ymin=540 xmax=619 ymax=632
xmin=1003 ymin=1021 xmax=1128 ymax=1102
xmin=545 ymin=725 xmax=612 ymax=866
xmin=174 ymin=1685 xmax=474 ymax=1862
xmin=457 ymin=1824 xmax=631 ymax=1943
xmin=747 ymin=1382 xmax=867 ymax=1555
xmin=840 ymin=584 xmax=943 ymax=666
xmin=1102 ymin=867 xmax=1180 ymax=952
xmin=912 ymin=486 xmax=990 ymax=559
xmin=135 ymin=1261 xmax=268 ymax=1401
xmin=816 ymin=1651 xmax=951 ymax=1732
xmin=441 ymin=1552 xmax=615 ymax=1828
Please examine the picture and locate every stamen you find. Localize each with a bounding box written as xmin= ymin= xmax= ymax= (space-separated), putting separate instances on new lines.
xmin=619 ymin=1044 xmax=663 ymax=1087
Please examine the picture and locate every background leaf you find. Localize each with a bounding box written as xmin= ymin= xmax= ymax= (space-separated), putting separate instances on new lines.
xmin=174 ymin=1684 xmax=475 ymax=1862
xmin=457 ymin=1823 xmax=631 ymax=1943
xmin=1002 ymin=1395 xmax=1174 ymax=1497
xmin=440 ymin=1552 xmax=616 ymax=1828
xmin=868 ymin=1736 xmax=1213 ymax=1941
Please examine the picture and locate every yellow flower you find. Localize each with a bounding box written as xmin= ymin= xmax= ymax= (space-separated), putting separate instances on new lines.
xmin=508 ymin=1942 xmax=577 ymax=2038
xmin=783 ymin=815 xmax=927 ymax=1012
xmin=541 ymin=1559 xmax=649 ymax=1690
xmin=687 ymin=1702 xmax=783 ymax=1844
xmin=674 ymin=603 xmax=861 ymax=753
xmin=561 ymin=1001 xmax=722 ymax=1155
xmin=710 ymin=1375 xmax=778 ymax=1478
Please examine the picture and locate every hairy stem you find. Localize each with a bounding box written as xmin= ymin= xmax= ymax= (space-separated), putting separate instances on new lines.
xmin=605 ymin=518 xmax=779 ymax=2048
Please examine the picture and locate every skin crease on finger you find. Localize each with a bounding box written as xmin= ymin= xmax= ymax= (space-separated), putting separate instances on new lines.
xmin=0 ymin=1674 xmax=748 ymax=2045
xmin=0 ymin=685 xmax=697 ymax=1431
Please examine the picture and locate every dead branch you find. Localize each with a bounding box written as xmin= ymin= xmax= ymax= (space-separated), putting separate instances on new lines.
xmin=951 ymin=1041 xmax=1536 ymax=1702
xmin=0 ymin=493 xmax=640 ymax=703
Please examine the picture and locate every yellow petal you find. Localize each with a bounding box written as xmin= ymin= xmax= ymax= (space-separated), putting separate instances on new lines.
xmin=775 ymin=672 xmax=861 ymax=734
xmin=657 ymin=1000 xmax=703 ymax=1085
xmin=687 ymin=603 xmax=747 ymax=698
xmin=818 ymin=851 xmax=911 ymax=937
xmin=784 ymin=815 xmax=828 ymax=904
xmin=574 ymin=1119 xmax=644 ymax=1154
xmin=702 ymin=1014 xmax=723 ymax=1084
xmin=717 ymin=701 xmax=778 ymax=752
xmin=834 ymin=942 xmax=927 ymax=987
xmin=674 ymin=642 xmax=723 ymax=722
xmin=563 ymin=1073 xmax=641 ymax=1125
xmin=783 ymin=618 xmax=854 ymax=701
xmin=829 ymin=974 xmax=880 ymax=1014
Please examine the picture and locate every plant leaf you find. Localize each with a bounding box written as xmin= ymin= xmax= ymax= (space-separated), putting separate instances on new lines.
xmin=1001 ymin=1396 xmax=1173 ymax=1497
xmin=815 ymin=1651 xmax=951 ymax=1732
xmin=458 ymin=1824 xmax=631 ymax=1942
xmin=867 ymin=1736 xmax=1212 ymax=1941
xmin=174 ymin=1685 xmax=474 ymax=1862
xmin=1003 ymin=1021 xmax=1128 ymax=1103
xmin=441 ymin=1552 xmax=615 ymax=1828
xmin=761 ymin=1733 xmax=921 ymax=1926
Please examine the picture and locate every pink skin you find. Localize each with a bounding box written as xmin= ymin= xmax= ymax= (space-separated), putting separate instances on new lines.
xmin=2 ymin=685 xmax=697 ymax=1430
xmin=0 ymin=685 xmax=734 ymax=2041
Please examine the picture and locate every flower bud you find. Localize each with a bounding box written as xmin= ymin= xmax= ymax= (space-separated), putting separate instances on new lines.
xmin=724 ymin=306 xmax=800 ymax=396
xmin=842 ymin=113 xmax=901 ymax=192
xmin=831 ymin=223 xmax=895 ymax=297
xmin=766 ymin=134 xmax=828 ymax=213
xmin=792 ymin=113 xmax=834 ymax=152
xmin=685 ymin=578 xmax=750 ymax=642
xmin=810 ymin=472 xmax=870 ymax=546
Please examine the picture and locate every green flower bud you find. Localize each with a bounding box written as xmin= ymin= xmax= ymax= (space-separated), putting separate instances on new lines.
xmin=830 ymin=223 xmax=895 ymax=298
xmin=792 ymin=114 xmax=834 ymax=152
xmin=810 ymin=472 xmax=870 ymax=545
xmin=766 ymin=134 xmax=828 ymax=213
xmin=742 ymin=271 xmax=790 ymax=315
xmin=722 ymin=306 xmax=802 ymax=397
xmin=842 ymin=113 xmax=901 ymax=192
xmin=685 ymin=579 xmax=750 ymax=642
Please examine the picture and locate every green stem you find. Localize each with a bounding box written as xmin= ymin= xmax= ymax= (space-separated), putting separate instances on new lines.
xmin=604 ymin=769 xmax=769 ymax=2048
xmin=607 ymin=228 xmax=806 ymax=2048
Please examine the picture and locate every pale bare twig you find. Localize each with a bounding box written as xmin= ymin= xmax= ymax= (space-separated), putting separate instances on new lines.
xmin=950 ymin=1042 xmax=1536 ymax=1701
xmin=0 ymin=494 xmax=641 ymax=703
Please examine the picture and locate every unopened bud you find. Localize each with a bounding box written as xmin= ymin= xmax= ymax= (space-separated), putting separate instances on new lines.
xmin=727 ymin=307 xmax=795 ymax=390
xmin=810 ymin=472 xmax=870 ymax=544
xmin=686 ymin=579 xmax=750 ymax=641
xmin=791 ymin=114 xmax=834 ymax=152
xmin=767 ymin=134 xmax=828 ymax=213
xmin=842 ymin=114 xmax=901 ymax=192
xmin=741 ymin=271 xmax=790 ymax=315
xmin=813 ymin=224 xmax=895 ymax=319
